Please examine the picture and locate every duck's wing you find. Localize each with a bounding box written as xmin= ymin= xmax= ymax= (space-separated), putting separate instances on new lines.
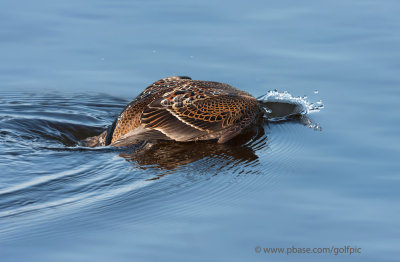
xmin=141 ymin=88 xmax=260 ymax=143
xmin=109 ymin=76 xmax=192 ymax=145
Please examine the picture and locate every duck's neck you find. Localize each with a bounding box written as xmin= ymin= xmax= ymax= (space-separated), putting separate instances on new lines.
xmin=257 ymin=99 xmax=305 ymax=120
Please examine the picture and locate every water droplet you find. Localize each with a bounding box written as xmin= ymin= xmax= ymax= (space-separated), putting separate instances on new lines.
xmin=314 ymin=90 xmax=319 ymax=94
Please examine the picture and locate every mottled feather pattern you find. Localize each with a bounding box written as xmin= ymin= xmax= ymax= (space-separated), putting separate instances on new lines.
xmin=94 ymin=76 xmax=261 ymax=147
xmin=110 ymin=77 xmax=184 ymax=144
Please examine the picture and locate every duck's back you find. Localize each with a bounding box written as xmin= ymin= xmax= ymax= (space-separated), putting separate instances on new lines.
xmin=84 ymin=76 xmax=261 ymax=147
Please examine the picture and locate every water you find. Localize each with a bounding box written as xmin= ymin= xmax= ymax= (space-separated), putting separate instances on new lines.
xmin=1 ymin=0 xmax=400 ymax=261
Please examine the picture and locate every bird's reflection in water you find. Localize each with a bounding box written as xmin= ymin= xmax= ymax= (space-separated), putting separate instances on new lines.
xmin=119 ymin=124 xmax=266 ymax=176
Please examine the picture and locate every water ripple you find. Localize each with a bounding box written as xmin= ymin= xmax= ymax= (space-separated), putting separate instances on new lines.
xmin=0 ymin=91 xmax=317 ymax=239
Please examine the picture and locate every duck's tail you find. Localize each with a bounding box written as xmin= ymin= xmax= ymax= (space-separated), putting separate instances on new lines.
xmin=79 ymin=130 xmax=108 ymax=147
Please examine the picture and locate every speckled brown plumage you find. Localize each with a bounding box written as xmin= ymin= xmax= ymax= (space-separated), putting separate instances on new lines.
xmin=81 ymin=76 xmax=262 ymax=147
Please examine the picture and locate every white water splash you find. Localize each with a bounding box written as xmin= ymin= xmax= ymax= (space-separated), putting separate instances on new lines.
xmin=258 ymin=89 xmax=324 ymax=115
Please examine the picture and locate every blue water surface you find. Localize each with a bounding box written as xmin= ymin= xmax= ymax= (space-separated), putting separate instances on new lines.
xmin=1 ymin=0 xmax=400 ymax=261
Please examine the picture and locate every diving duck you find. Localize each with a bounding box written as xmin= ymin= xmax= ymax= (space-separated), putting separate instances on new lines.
xmin=81 ymin=76 xmax=264 ymax=147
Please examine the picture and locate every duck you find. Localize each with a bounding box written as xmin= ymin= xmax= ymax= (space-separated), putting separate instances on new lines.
xmin=81 ymin=76 xmax=264 ymax=147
